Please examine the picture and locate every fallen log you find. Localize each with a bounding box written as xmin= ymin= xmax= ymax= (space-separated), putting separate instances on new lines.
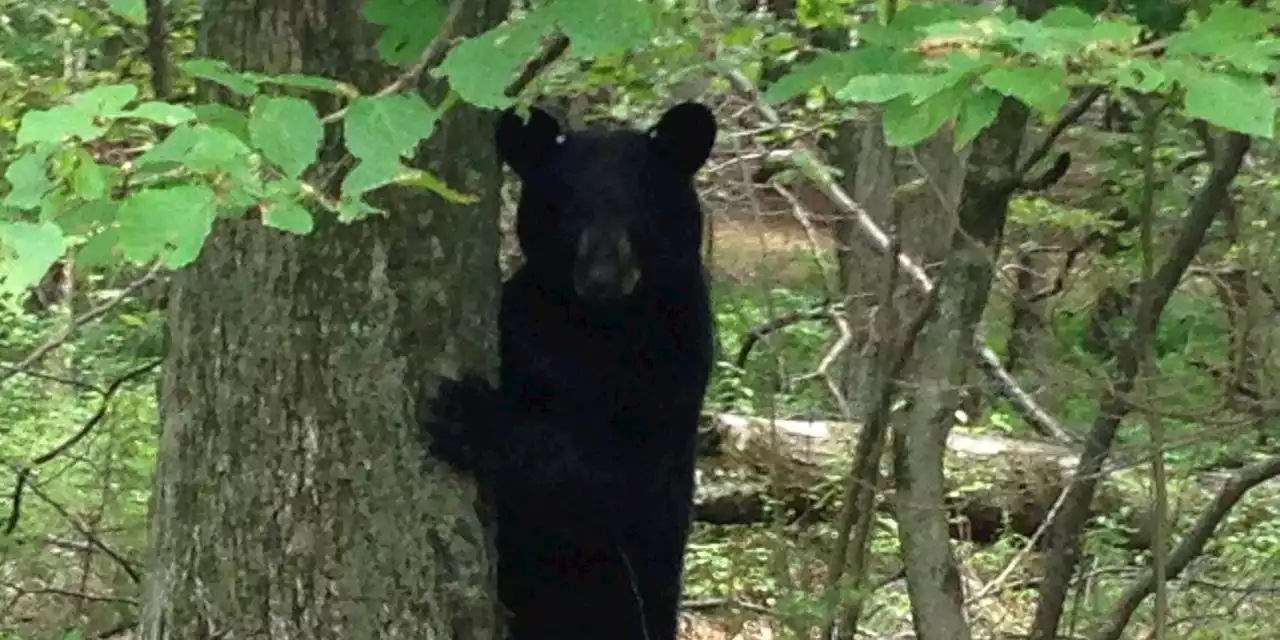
xmin=693 ymin=413 xmax=1127 ymax=547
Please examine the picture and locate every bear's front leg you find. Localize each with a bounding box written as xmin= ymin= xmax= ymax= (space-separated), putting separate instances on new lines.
xmin=420 ymin=373 xmax=503 ymax=474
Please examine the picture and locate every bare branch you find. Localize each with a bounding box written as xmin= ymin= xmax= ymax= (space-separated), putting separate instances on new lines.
xmin=4 ymin=359 xmax=162 ymax=536
xmin=0 ymin=261 xmax=162 ymax=387
xmin=1031 ymin=131 xmax=1252 ymax=640
xmin=2 ymin=460 xmax=142 ymax=583
xmin=0 ymin=364 xmax=101 ymax=393
xmin=733 ymin=303 xmax=843 ymax=370
xmin=320 ymin=0 xmax=468 ymax=125
xmin=506 ymin=32 xmax=571 ymax=98
xmin=1093 ymin=456 xmax=1280 ymax=640
xmin=723 ymin=69 xmax=1074 ymax=444
xmin=1014 ymin=86 xmax=1106 ymax=181
xmin=682 ymin=597 xmax=776 ymax=617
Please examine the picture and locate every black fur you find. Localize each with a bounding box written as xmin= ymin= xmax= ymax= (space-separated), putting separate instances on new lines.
xmin=423 ymin=102 xmax=718 ymax=640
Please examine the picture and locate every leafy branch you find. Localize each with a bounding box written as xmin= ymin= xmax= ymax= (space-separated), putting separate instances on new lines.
xmin=319 ymin=0 xmax=471 ymax=126
xmin=0 ymin=0 xmax=587 ymax=298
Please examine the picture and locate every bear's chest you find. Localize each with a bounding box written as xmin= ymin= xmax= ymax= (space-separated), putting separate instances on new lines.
xmin=499 ymin=282 xmax=713 ymax=429
xmin=527 ymin=309 xmax=702 ymax=400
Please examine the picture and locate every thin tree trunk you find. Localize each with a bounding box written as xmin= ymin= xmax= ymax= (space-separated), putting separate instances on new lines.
xmin=1029 ymin=132 xmax=1251 ymax=640
xmin=892 ymin=99 xmax=1024 ymax=639
xmin=142 ymin=0 xmax=509 ymax=637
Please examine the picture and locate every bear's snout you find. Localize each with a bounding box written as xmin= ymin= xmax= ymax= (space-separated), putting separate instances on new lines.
xmin=573 ymin=227 xmax=640 ymax=300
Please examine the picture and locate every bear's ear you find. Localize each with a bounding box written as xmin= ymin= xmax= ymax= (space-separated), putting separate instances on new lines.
xmin=495 ymin=105 xmax=562 ymax=178
xmin=648 ymin=102 xmax=717 ymax=176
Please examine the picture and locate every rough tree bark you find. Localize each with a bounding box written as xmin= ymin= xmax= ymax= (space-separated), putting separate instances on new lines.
xmin=141 ymin=0 xmax=509 ymax=638
xmin=892 ymin=102 xmax=1023 ymax=640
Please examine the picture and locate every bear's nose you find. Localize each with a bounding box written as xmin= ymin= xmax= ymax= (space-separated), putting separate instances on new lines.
xmin=573 ymin=228 xmax=640 ymax=300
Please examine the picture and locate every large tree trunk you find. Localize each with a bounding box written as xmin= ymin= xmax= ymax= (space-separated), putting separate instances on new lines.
xmin=141 ymin=1 xmax=509 ymax=638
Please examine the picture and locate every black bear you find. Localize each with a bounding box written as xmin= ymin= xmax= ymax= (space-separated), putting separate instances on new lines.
xmin=422 ymin=101 xmax=718 ymax=640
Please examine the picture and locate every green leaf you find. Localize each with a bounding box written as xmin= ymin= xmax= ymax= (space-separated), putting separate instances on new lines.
xmin=106 ymin=0 xmax=145 ymax=24
xmin=762 ymin=33 xmax=798 ymax=54
xmin=765 ymin=55 xmax=842 ymax=104
xmin=262 ymin=200 xmax=315 ymax=234
xmin=72 ymin=153 xmax=109 ymax=201
xmin=3 ymin=147 xmax=55 ymax=210
xmin=256 ymin=74 xmax=355 ymax=96
xmin=74 ymin=227 xmax=122 ymax=269
xmin=765 ymin=51 xmax=865 ymax=104
xmin=1179 ymin=69 xmax=1276 ymax=139
xmin=188 ymin=103 xmax=251 ymax=142
xmin=910 ymin=52 xmax=993 ymax=104
xmin=395 ymin=168 xmax=478 ymax=203
xmin=133 ymin=124 xmax=199 ymax=169
xmin=344 ymin=94 xmax=438 ymax=160
xmin=1166 ymin=4 xmax=1274 ymax=58
xmin=336 ymin=196 xmax=382 ymax=222
xmin=59 ymin=200 xmax=119 ymax=235
xmin=881 ymin=85 xmax=963 ymax=148
xmin=1038 ymin=5 xmax=1095 ymax=27
xmin=722 ymin=23 xmax=759 ymax=47
xmin=342 ymin=157 xmax=402 ymax=197
xmin=1131 ymin=0 xmax=1188 ymax=34
xmin=552 ymin=0 xmax=654 ymax=58
xmin=954 ymin=88 xmax=1003 ymax=149
xmin=121 ymin=101 xmax=198 ymax=126
xmin=1086 ymin=18 xmax=1144 ymax=46
xmin=71 ymin=84 xmax=139 ymax=116
xmin=0 ymin=221 xmax=65 ymax=294
xmin=1107 ymin=58 xmax=1168 ymax=93
xmin=117 ymin=184 xmax=218 ymax=267
xmin=137 ymin=123 xmax=256 ymax=175
xmin=835 ymin=74 xmax=917 ymax=104
xmin=436 ymin=13 xmax=554 ymax=108
xmin=248 ymin=96 xmax=323 ymax=178
xmin=895 ymin=3 xmax=995 ymax=29
xmin=16 ymin=106 xmax=106 ymax=146
xmin=179 ymin=59 xmax=261 ymax=96
xmin=366 ymin=0 xmax=449 ymax=65
xmin=979 ymin=64 xmax=1070 ymax=117
xmin=855 ymin=21 xmax=921 ymax=49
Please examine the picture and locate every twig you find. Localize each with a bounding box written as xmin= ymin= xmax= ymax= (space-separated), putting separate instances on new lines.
xmin=4 ymin=359 xmax=162 ymax=536
xmin=733 ymin=303 xmax=844 ymax=370
xmin=320 ymin=0 xmax=468 ymax=125
xmin=3 ymin=586 xmax=137 ymax=607
xmin=505 ymin=32 xmax=571 ymax=98
xmin=97 ymin=620 xmax=139 ymax=639
xmin=1031 ymin=131 xmax=1253 ymax=640
xmin=681 ymin=596 xmax=776 ymax=616
xmin=0 ymin=261 xmax=162 ymax=387
xmin=1094 ymin=456 xmax=1280 ymax=640
xmin=966 ymin=476 xmax=1073 ymax=605
xmin=1027 ymin=207 xmax=1141 ymax=303
xmin=0 ymin=364 xmax=101 ymax=393
xmin=793 ymin=310 xmax=855 ymax=418
xmin=1014 ymin=86 xmax=1107 ymax=180
xmin=723 ymin=69 xmax=1075 ymax=444
xmin=315 ymin=20 xmax=569 ymax=197
xmin=821 ymin=205 xmax=911 ymax=637
xmin=772 ymin=182 xmax=838 ymax=294
xmin=2 ymin=460 xmax=142 ymax=583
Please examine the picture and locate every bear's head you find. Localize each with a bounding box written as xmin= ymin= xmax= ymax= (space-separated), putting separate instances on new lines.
xmin=495 ymin=101 xmax=717 ymax=302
